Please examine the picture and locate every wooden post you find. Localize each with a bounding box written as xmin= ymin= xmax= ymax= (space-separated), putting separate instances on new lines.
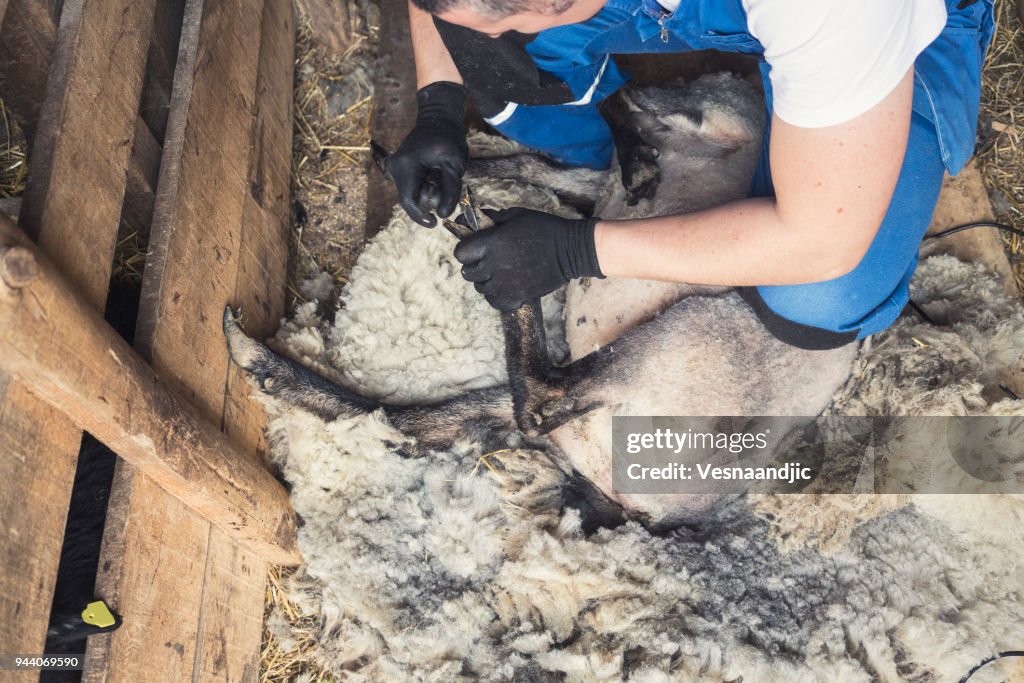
xmin=365 ymin=0 xmax=417 ymax=237
xmin=85 ymin=0 xmax=296 ymax=678
xmin=0 ymin=213 xmax=302 ymax=566
xmin=0 ymin=0 xmax=160 ymax=667
xmin=0 ymin=0 xmax=60 ymax=147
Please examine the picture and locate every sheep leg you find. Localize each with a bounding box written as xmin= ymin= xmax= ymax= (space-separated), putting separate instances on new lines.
xmin=224 ymin=300 xmax=615 ymax=447
xmin=223 ymin=307 xmax=380 ymax=421
xmin=501 ymin=300 xmax=616 ymax=437
xmin=465 ymin=155 xmax=604 ymax=216
xmin=503 ymin=290 xmax=676 ymax=439
xmin=224 ymin=307 xmax=516 ymax=452
xmin=225 ymin=302 xmax=613 ymax=447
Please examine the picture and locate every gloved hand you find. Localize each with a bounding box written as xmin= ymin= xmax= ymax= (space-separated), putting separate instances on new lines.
xmin=454 ymin=208 xmax=604 ymax=310
xmin=385 ymin=81 xmax=468 ymax=227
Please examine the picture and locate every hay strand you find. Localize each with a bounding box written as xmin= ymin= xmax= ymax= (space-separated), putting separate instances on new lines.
xmin=0 ymin=99 xmax=27 ymax=199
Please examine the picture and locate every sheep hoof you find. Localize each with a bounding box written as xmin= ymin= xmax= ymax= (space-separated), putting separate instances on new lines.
xmin=540 ymin=396 xmax=576 ymax=419
xmin=223 ymin=306 xmax=260 ymax=369
xmin=516 ymin=410 xmax=544 ymax=438
xmin=621 ymin=143 xmax=661 ymax=206
xmin=222 ymin=306 xmax=286 ymax=395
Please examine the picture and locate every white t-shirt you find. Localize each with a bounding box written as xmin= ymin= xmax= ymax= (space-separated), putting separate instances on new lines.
xmin=658 ymin=0 xmax=947 ymax=128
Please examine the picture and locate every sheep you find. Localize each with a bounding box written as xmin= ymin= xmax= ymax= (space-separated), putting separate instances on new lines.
xmin=231 ymin=73 xmax=1024 ymax=681
xmin=224 ymin=72 xmax=859 ymax=530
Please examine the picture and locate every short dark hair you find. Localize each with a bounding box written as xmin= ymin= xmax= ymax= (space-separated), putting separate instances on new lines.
xmin=413 ymin=0 xmax=574 ymax=20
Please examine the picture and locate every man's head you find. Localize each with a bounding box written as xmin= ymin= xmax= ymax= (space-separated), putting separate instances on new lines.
xmin=415 ymin=0 xmax=605 ymax=37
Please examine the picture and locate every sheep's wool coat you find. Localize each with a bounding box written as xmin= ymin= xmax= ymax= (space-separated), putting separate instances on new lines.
xmin=263 ymin=179 xmax=1024 ymax=681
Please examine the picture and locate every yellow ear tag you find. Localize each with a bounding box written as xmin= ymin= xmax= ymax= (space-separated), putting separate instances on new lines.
xmin=81 ymin=600 xmax=116 ymax=628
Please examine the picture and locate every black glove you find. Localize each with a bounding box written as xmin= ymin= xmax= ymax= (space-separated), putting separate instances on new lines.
xmin=454 ymin=208 xmax=604 ymax=310
xmin=385 ymin=81 xmax=468 ymax=227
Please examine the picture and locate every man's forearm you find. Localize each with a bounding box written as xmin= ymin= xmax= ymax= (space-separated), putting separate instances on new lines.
xmin=409 ymin=1 xmax=462 ymax=88
xmin=594 ymin=198 xmax=868 ymax=287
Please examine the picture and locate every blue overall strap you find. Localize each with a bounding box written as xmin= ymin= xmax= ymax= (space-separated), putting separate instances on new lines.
xmin=912 ymin=0 xmax=995 ymax=175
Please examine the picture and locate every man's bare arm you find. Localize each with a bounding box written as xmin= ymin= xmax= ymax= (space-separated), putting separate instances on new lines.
xmin=594 ymin=68 xmax=915 ymax=286
xmin=409 ymin=1 xmax=463 ymax=88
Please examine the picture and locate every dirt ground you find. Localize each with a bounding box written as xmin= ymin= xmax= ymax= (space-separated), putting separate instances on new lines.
xmin=286 ymin=0 xmax=380 ymax=317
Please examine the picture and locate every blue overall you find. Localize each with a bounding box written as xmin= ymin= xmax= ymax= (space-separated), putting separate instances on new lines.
xmin=481 ymin=0 xmax=995 ymax=344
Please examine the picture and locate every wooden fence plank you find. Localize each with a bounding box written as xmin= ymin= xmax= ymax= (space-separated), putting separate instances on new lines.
xmin=0 ymin=378 xmax=80 ymax=681
xmin=20 ymin=0 xmax=158 ymax=305
xmin=136 ymin=0 xmax=264 ymax=415
xmin=0 ymin=0 xmax=175 ymax=235
xmin=85 ymin=1 xmax=217 ymax=676
xmin=0 ymin=220 xmax=301 ymax=566
xmin=0 ymin=0 xmax=59 ymax=145
xmin=194 ymin=533 xmax=265 ymax=682
xmin=365 ymin=0 xmax=417 ymax=238
xmin=88 ymin=0 xmax=296 ymax=679
xmin=84 ymin=463 xmax=212 ymax=681
xmin=0 ymin=0 xmax=158 ymax=668
xmin=196 ymin=0 xmax=295 ymax=678
xmin=224 ymin=0 xmax=293 ymax=462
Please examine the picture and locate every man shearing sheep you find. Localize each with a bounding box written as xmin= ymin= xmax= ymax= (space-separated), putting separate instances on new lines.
xmin=384 ymin=0 xmax=994 ymax=350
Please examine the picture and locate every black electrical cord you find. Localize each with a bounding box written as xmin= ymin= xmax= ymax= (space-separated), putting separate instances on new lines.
xmin=907 ymin=299 xmax=936 ymax=325
xmin=999 ymin=383 xmax=1021 ymax=401
xmin=924 ymin=220 xmax=1024 ymax=241
xmin=959 ymin=650 xmax=1024 ymax=683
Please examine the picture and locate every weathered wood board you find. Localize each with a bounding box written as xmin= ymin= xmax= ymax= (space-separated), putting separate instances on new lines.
xmin=0 ymin=378 xmax=80 ymax=680
xmin=0 ymin=0 xmax=175 ymax=242
xmin=198 ymin=0 xmax=295 ymax=678
xmin=0 ymin=222 xmax=300 ymax=565
xmin=365 ymin=0 xmax=417 ymax=237
xmin=85 ymin=0 xmax=296 ymax=679
xmin=19 ymin=0 xmax=159 ymax=306
xmin=0 ymin=0 xmax=60 ymax=147
xmin=0 ymin=0 xmax=157 ymax=672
